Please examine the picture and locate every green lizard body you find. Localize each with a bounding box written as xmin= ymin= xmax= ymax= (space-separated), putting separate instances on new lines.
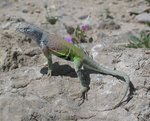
xmin=16 ymin=22 xmax=134 ymax=111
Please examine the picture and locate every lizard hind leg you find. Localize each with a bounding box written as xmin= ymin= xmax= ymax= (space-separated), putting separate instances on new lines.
xmin=70 ymin=57 xmax=90 ymax=105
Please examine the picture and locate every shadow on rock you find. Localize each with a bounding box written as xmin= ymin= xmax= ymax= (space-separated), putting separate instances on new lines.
xmin=40 ymin=62 xmax=77 ymax=77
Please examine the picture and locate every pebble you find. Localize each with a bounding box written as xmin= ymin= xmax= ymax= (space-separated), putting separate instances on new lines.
xmin=26 ymin=2 xmax=35 ymax=7
xmin=22 ymin=9 xmax=28 ymax=13
xmin=78 ymin=15 xmax=88 ymax=20
xmin=35 ymin=9 xmax=41 ymax=13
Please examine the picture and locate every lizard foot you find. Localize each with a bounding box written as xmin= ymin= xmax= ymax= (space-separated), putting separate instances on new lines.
xmin=70 ymin=87 xmax=90 ymax=106
xmin=39 ymin=63 xmax=52 ymax=77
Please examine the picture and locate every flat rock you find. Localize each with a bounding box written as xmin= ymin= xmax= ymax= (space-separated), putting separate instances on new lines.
xmin=135 ymin=13 xmax=150 ymax=23
xmin=128 ymin=5 xmax=150 ymax=15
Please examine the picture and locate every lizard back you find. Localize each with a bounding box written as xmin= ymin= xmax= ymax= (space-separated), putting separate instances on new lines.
xmin=46 ymin=33 xmax=85 ymax=61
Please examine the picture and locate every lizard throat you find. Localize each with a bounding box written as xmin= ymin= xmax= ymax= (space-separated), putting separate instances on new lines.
xmin=38 ymin=33 xmax=48 ymax=48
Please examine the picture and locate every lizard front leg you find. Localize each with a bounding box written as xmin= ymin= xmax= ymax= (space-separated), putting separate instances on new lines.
xmin=72 ymin=57 xmax=90 ymax=105
xmin=43 ymin=48 xmax=53 ymax=77
xmin=46 ymin=53 xmax=52 ymax=76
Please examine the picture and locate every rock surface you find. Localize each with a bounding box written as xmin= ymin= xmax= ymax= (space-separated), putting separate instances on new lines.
xmin=128 ymin=5 xmax=150 ymax=15
xmin=0 ymin=0 xmax=150 ymax=121
xmin=135 ymin=13 xmax=150 ymax=23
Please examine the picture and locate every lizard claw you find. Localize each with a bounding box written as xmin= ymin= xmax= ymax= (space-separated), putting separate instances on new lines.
xmin=70 ymin=87 xmax=89 ymax=106
xmin=78 ymin=91 xmax=88 ymax=106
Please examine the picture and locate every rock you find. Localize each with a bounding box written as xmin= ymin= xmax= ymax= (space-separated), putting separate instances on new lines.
xmin=35 ymin=9 xmax=41 ymax=13
xmin=78 ymin=15 xmax=88 ymax=20
xmin=22 ymin=9 xmax=29 ymax=13
xmin=63 ymin=24 xmax=75 ymax=35
xmin=0 ymin=34 xmax=150 ymax=121
xmin=0 ymin=49 xmax=7 ymax=68
xmin=135 ymin=13 xmax=150 ymax=23
xmin=1 ymin=22 xmax=13 ymax=30
xmin=128 ymin=5 xmax=150 ymax=15
xmin=98 ymin=19 xmax=120 ymax=30
xmin=26 ymin=2 xmax=35 ymax=7
xmin=6 ymin=16 xmax=25 ymax=22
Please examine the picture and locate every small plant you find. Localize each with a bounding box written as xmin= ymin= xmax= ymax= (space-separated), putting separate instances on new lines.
xmin=64 ymin=26 xmax=88 ymax=44
xmin=145 ymin=0 xmax=150 ymax=4
xmin=64 ymin=23 xmax=93 ymax=44
xmin=127 ymin=31 xmax=150 ymax=48
xmin=73 ymin=25 xmax=93 ymax=43
xmin=74 ymin=25 xmax=88 ymax=42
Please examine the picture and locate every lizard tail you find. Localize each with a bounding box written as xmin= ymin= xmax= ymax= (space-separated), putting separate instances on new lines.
xmin=84 ymin=58 xmax=130 ymax=111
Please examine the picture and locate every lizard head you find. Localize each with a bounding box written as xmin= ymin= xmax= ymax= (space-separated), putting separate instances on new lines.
xmin=16 ymin=22 xmax=43 ymax=45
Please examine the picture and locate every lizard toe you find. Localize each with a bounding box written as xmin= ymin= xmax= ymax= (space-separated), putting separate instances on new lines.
xmin=47 ymin=70 xmax=52 ymax=77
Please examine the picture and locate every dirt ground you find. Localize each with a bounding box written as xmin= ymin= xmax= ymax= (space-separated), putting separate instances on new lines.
xmin=0 ymin=0 xmax=150 ymax=121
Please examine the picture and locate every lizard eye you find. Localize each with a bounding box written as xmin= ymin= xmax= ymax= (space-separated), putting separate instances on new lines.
xmin=22 ymin=26 xmax=32 ymax=32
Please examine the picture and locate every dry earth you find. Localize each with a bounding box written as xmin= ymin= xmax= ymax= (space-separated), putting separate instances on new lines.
xmin=0 ymin=0 xmax=150 ymax=121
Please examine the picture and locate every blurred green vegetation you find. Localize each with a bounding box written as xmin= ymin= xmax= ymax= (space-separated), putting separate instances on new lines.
xmin=126 ymin=31 xmax=150 ymax=48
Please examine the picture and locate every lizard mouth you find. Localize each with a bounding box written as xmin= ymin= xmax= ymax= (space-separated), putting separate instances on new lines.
xmin=16 ymin=22 xmax=31 ymax=33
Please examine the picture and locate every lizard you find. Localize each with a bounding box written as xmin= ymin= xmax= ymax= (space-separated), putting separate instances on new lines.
xmin=16 ymin=22 xmax=134 ymax=111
